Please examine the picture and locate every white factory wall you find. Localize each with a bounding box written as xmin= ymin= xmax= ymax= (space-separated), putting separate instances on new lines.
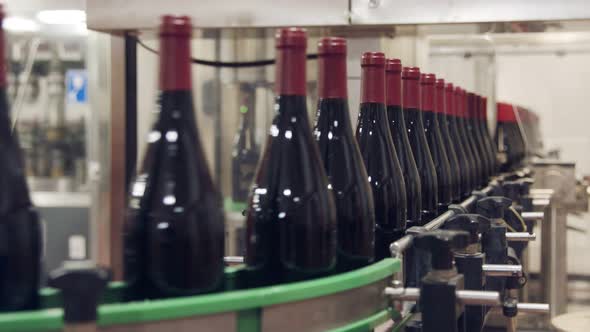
xmin=496 ymin=52 xmax=590 ymax=177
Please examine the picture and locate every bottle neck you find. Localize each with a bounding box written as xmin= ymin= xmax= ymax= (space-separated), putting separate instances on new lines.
xmin=318 ymin=54 xmax=346 ymax=99
xmin=405 ymin=107 xmax=423 ymax=128
xmin=402 ymin=79 xmax=420 ymax=109
xmin=438 ymin=112 xmax=454 ymax=140
xmin=318 ymin=97 xmax=351 ymax=124
xmin=386 ymin=72 xmax=401 ymax=107
xmin=157 ymin=90 xmax=196 ymax=125
xmin=159 ymin=34 xmax=192 ymax=91
xmin=359 ymin=102 xmax=387 ymax=121
xmin=421 ymin=84 xmax=435 ymax=113
xmin=276 ymin=47 xmax=306 ymax=96
xmin=361 ymin=65 xmax=385 ymax=104
xmin=423 ymin=110 xmax=440 ymax=131
xmin=276 ymin=95 xmax=309 ymax=121
xmin=387 ymin=105 xmax=406 ymax=126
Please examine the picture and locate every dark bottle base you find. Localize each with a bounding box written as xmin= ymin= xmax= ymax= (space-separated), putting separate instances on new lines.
xmin=148 ymin=283 xmax=225 ymax=300
xmin=336 ymin=252 xmax=374 ymax=273
xmin=244 ymin=261 xmax=336 ymax=288
xmin=0 ymin=208 xmax=41 ymax=312
xmin=375 ymin=228 xmax=406 ymax=260
xmin=124 ymin=275 xmax=225 ymax=302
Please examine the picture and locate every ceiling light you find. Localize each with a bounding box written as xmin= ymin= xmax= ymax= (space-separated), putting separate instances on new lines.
xmin=3 ymin=16 xmax=40 ymax=32
xmin=37 ymin=10 xmax=86 ymax=25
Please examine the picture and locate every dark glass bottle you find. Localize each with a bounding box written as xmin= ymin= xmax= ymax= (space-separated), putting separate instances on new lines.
xmin=473 ymin=94 xmax=494 ymax=179
xmin=386 ymin=59 xmax=421 ymax=228
xmin=313 ymin=37 xmax=375 ymax=271
xmin=435 ymin=79 xmax=461 ymax=204
xmin=0 ymin=6 xmax=42 ymax=311
xmin=456 ymin=87 xmax=483 ymax=189
xmin=245 ymin=28 xmax=337 ymax=285
xmin=123 ymin=16 xmax=225 ymax=300
xmin=403 ymin=67 xmax=438 ymax=223
xmin=356 ymin=52 xmax=407 ymax=260
xmin=479 ymin=96 xmax=498 ymax=175
xmin=447 ymin=84 xmax=475 ymax=198
xmin=231 ymin=104 xmax=260 ymax=203
xmin=421 ymin=74 xmax=452 ymax=214
xmin=466 ymin=92 xmax=490 ymax=185
xmin=496 ymin=102 xmax=525 ymax=171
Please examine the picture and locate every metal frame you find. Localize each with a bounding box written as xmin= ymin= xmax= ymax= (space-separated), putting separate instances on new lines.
xmin=87 ymin=0 xmax=590 ymax=31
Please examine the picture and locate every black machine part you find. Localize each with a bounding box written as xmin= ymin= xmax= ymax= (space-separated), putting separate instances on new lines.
xmin=48 ymin=261 xmax=111 ymax=324
xmin=443 ymin=214 xmax=491 ymax=246
xmin=414 ymin=230 xmax=470 ymax=270
xmin=476 ymin=196 xmax=512 ymax=220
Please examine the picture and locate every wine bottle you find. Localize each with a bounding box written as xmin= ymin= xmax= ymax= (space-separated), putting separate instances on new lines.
xmin=356 ymin=52 xmax=407 ymax=260
xmin=123 ymin=16 xmax=225 ymax=300
xmin=456 ymin=87 xmax=483 ymax=189
xmin=0 ymin=5 xmax=42 ymax=311
xmin=313 ymin=37 xmax=375 ymax=271
xmin=420 ymin=74 xmax=452 ymax=214
xmin=386 ymin=59 xmax=422 ymax=228
xmin=231 ymin=103 xmax=260 ymax=203
xmin=496 ymin=102 xmax=525 ymax=171
xmin=473 ymin=94 xmax=495 ymax=179
xmin=245 ymin=28 xmax=337 ymax=285
xmin=447 ymin=84 xmax=475 ymax=198
xmin=467 ymin=92 xmax=490 ymax=185
xmin=403 ymin=67 xmax=438 ymax=223
xmin=435 ymin=78 xmax=461 ymax=204
xmin=479 ymin=96 xmax=498 ymax=175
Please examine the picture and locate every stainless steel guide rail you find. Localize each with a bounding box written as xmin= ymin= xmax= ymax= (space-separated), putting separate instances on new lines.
xmin=384 ymin=287 xmax=550 ymax=314
xmin=390 ymin=183 xmax=495 ymax=257
xmin=390 ymin=171 xmax=544 ymax=258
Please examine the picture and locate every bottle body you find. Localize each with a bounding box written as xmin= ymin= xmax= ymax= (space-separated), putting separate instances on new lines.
xmin=467 ymin=93 xmax=490 ymax=185
xmin=435 ymin=80 xmax=461 ymax=203
xmin=314 ymin=98 xmax=375 ymax=270
xmin=387 ymin=105 xmax=422 ymax=227
xmin=423 ymin=110 xmax=453 ymax=213
xmin=448 ymin=108 xmax=475 ymax=197
xmin=246 ymin=95 xmax=337 ymax=284
xmin=405 ymin=108 xmax=438 ymax=223
xmin=124 ymin=91 xmax=225 ymax=299
xmin=356 ymin=102 xmax=407 ymax=259
xmin=455 ymin=89 xmax=482 ymax=190
xmin=459 ymin=115 xmax=483 ymax=188
xmin=437 ymin=112 xmax=461 ymax=203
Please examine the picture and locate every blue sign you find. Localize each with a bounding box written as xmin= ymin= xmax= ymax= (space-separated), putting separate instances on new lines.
xmin=66 ymin=69 xmax=88 ymax=104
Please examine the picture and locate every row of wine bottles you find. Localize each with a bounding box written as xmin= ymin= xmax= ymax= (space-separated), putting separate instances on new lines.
xmin=122 ymin=16 xmax=516 ymax=301
xmin=242 ymin=29 xmax=504 ymax=286
xmin=0 ymin=10 xmax=537 ymax=312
